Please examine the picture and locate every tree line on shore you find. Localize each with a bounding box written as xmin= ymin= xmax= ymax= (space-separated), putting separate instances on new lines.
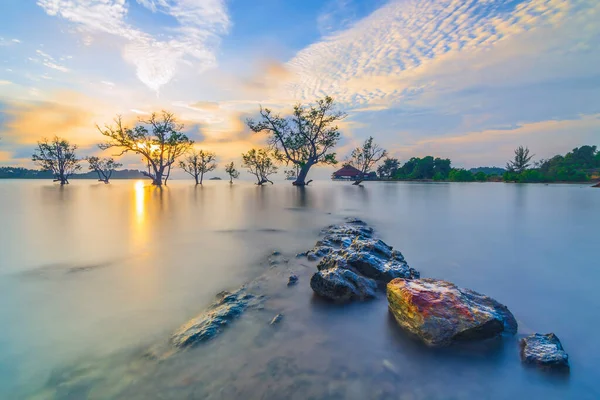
xmin=373 ymin=145 xmax=599 ymax=183
xmin=20 ymin=96 xmax=388 ymax=187
xmin=2 ymin=95 xmax=597 ymax=186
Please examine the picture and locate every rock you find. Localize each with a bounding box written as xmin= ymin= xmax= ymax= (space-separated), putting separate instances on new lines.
xmin=311 ymin=267 xmax=377 ymax=302
xmin=287 ymin=274 xmax=298 ymax=286
xmin=272 ymin=251 xmax=281 ymax=256
xmin=270 ymin=313 xmax=284 ymax=325
xmin=306 ymin=219 xmax=419 ymax=302
xmin=520 ymin=333 xmax=569 ymax=370
xmin=387 ymin=278 xmax=517 ymax=347
xmin=171 ymin=290 xmax=255 ymax=348
xmin=593 ymin=182 xmax=600 ymax=188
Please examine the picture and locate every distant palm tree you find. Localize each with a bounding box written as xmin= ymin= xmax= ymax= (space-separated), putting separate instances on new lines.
xmin=506 ymin=146 xmax=534 ymax=173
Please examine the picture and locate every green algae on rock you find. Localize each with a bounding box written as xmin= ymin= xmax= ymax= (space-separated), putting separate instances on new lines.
xmin=386 ymin=278 xmax=517 ymax=347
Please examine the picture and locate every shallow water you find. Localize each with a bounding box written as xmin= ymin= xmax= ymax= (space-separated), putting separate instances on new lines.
xmin=0 ymin=179 xmax=598 ymax=399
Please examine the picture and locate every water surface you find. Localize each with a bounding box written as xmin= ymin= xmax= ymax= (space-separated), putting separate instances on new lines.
xmin=0 ymin=180 xmax=598 ymax=399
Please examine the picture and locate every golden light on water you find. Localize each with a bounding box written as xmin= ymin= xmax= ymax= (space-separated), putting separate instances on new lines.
xmin=134 ymin=180 xmax=146 ymax=222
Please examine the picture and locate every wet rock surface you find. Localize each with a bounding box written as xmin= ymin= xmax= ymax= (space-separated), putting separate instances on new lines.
xmin=520 ymin=333 xmax=569 ymax=370
xmin=287 ymin=274 xmax=298 ymax=286
xmin=387 ymin=278 xmax=517 ymax=347
xmin=303 ymin=218 xmax=419 ymax=302
xmin=171 ymin=289 xmax=258 ymax=348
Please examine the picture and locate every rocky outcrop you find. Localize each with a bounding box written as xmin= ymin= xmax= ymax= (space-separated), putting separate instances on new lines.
xmin=387 ymin=278 xmax=517 ymax=347
xmin=171 ymin=290 xmax=257 ymax=348
xmin=304 ymin=218 xmax=419 ymax=302
xmin=593 ymin=182 xmax=600 ymax=188
xmin=520 ymin=333 xmax=569 ymax=370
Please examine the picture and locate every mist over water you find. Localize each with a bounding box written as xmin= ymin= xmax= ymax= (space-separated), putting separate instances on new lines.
xmin=0 ymin=180 xmax=598 ymax=399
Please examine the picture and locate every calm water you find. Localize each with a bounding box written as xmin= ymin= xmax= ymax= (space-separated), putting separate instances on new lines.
xmin=0 ymin=179 xmax=598 ymax=399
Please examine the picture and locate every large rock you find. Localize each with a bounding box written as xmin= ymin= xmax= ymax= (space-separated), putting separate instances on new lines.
xmin=305 ymin=218 xmax=419 ymax=302
xmin=310 ymin=267 xmax=377 ymax=302
xmin=171 ymin=290 xmax=255 ymax=348
xmin=520 ymin=333 xmax=569 ymax=370
xmin=387 ymin=278 xmax=517 ymax=347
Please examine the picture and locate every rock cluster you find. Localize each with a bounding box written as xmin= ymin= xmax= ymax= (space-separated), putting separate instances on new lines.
xmin=171 ymin=289 xmax=256 ymax=348
xmin=386 ymin=278 xmax=518 ymax=347
xmin=304 ymin=218 xmax=419 ymax=302
xmin=520 ymin=333 xmax=570 ymax=370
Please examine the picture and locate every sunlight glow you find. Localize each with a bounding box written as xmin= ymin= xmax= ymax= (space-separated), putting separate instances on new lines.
xmin=134 ymin=180 xmax=145 ymax=221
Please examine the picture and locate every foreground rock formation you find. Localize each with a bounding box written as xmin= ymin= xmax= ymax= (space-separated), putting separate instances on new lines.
xmin=304 ymin=218 xmax=419 ymax=302
xmin=520 ymin=333 xmax=569 ymax=370
xmin=171 ymin=289 xmax=258 ymax=348
xmin=387 ymin=278 xmax=518 ymax=347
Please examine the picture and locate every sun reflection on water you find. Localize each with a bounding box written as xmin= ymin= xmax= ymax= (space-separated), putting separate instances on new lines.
xmin=135 ymin=180 xmax=145 ymax=222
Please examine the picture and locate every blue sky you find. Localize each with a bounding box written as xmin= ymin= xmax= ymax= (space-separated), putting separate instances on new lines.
xmin=0 ymin=0 xmax=599 ymax=177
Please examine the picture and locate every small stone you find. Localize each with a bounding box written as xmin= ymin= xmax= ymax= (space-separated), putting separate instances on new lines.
xmin=382 ymin=359 xmax=399 ymax=375
xmin=270 ymin=313 xmax=284 ymax=325
xmin=272 ymin=251 xmax=281 ymax=256
xmin=287 ymin=275 xmax=298 ymax=286
xmin=520 ymin=333 xmax=569 ymax=370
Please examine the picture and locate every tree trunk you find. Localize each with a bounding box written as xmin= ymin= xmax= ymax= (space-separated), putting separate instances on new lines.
xmin=200 ymin=171 xmax=204 ymax=185
xmin=195 ymin=175 xmax=199 ymax=185
xmin=293 ymin=162 xmax=313 ymax=186
xmin=152 ymin=169 xmax=164 ymax=186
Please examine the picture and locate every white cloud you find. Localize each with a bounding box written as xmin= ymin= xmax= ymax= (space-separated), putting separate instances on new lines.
xmin=33 ymin=49 xmax=70 ymax=72
xmin=0 ymin=80 xmax=12 ymax=85
xmin=37 ymin=0 xmax=230 ymax=92
xmin=285 ymin=0 xmax=588 ymax=107
xmin=317 ymin=0 xmax=358 ymax=37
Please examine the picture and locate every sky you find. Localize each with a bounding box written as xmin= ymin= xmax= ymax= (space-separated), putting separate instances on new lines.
xmin=0 ymin=0 xmax=599 ymax=178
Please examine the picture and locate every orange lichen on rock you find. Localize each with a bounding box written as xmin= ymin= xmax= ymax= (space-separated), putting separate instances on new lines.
xmin=386 ymin=278 xmax=517 ymax=347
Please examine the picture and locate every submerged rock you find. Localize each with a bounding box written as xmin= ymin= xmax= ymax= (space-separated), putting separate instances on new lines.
xmin=305 ymin=218 xmax=418 ymax=302
xmin=287 ymin=274 xmax=298 ymax=286
xmin=386 ymin=278 xmax=517 ymax=347
xmin=171 ymin=290 xmax=255 ymax=348
xmin=520 ymin=333 xmax=569 ymax=370
xmin=270 ymin=313 xmax=284 ymax=325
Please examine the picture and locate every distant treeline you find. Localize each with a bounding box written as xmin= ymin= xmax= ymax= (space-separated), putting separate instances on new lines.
xmin=376 ymin=145 xmax=600 ymax=183
xmin=0 ymin=167 xmax=144 ymax=180
xmin=376 ymin=156 xmax=503 ymax=182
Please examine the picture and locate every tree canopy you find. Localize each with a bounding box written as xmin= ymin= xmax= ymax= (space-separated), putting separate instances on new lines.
xmin=32 ymin=137 xmax=81 ymax=185
xmin=242 ymin=148 xmax=278 ymax=185
xmin=347 ymin=136 xmax=387 ymax=184
xmin=86 ymin=156 xmax=122 ymax=183
xmin=247 ymin=96 xmax=345 ymax=186
xmin=98 ymin=111 xmax=193 ymax=186
xmin=179 ymin=149 xmax=217 ymax=185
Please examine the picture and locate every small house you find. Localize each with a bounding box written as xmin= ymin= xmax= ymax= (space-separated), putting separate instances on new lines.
xmin=331 ymin=165 xmax=362 ymax=180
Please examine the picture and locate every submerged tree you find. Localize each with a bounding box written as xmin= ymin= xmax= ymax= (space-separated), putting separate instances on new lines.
xmin=86 ymin=156 xmax=122 ymax=184
xmin=179 ymin=150 xmax=217 ymax=185
xmin=242 ymin=148 xmax=278 ymax=185
xmin=377 ymin=157 xmax=400 ymax=179
xmin=247 ymin=96 xmax=346 ymax=186
xmin=506 ymin=146 xmax=534 ymax=173
xmin=98 ymin=111 xmax=193 ymax=186
xmin=32 ymin=137 xmax=81 ymax=185
xmin=225 ymin=161 xmax=240 ymax=184
xmin=347 ymin=136 xmax=387 ymax=185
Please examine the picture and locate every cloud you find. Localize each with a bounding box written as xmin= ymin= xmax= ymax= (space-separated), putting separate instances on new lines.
xmin=0 ymin=81 xmax=12 ymax=85
xmin=32 ymin=49 xmax=70 ymax=72
xmin=392 ymin=113 xmax=600 ymax=167
xmin=285 ymin=0 xmax=593 ymax=107
xmin=36 ymin=0 xmax=230 ymax=92
xmin=0 ymin=92 xmax=113 ymax=146
xmin=317 ymin=0 xmax=358 ymax=37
